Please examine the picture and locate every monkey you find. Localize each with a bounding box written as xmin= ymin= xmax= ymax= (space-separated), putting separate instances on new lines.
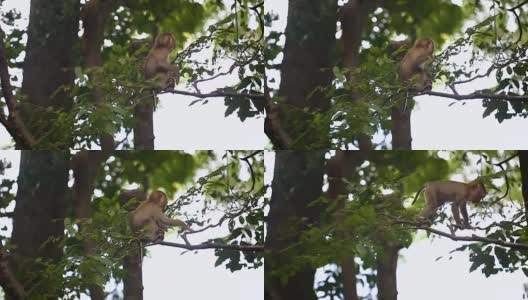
xmin=399 ymin=38 xmax=435 ymax=92
xmin=130 ymin=190 xmax=190 ymax=243
xmin=412 ymin=180 xmax=487 ymax=229
xmin=143 ymin=33 xmax=180 ymax=91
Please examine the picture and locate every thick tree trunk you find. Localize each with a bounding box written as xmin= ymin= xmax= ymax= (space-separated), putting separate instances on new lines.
xmin=72 ymin=151 xmax=105 ymax=300
xmin=133 ymin=102 xmax=155 ymax=150
xmin=119 ymin=189 xmax=147 ymax=300
xmin=341 ymin=0 xmax=378 ymax=150
xmin=376 ymin=244 xmax=400 ymax=300
xmin=276 ymin=0 xmax=336 ymax=148
xmin=265 ymin=151 xmax=326 ymax=300
xmin=82 ymin=0 xmax=117 ymax=151
xmin=11 ymin=151 xmax=70 ymax=298
xmin=390 ymin=108 xmax=412 ymax=149
xmin=20 ymin=0 xmax=80 ymax=147
xmin=326 ymin=150 xmax=363 ymax=300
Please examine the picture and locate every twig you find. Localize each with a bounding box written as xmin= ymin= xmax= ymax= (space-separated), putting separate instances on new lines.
xmin=157 ymin=240 xmax=263 ymax=252
xmin=426 ymin=90 xmax=528 ymax=101
xmin=394 ymin=219 xmax=528 ymax=251
xmin=159 ymin=88 xmax=264 ymax=100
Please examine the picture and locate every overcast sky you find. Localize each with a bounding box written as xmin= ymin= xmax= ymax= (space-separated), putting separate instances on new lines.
xmin=0 ymin=0 xmax=265 ymax=150
xmin=265 ymin=0 xmax=528 ymax=150
xmin=0 ymin=151 xmax=263 ymax=300
xmin=265 ymin=151 xmax=526 ymax=300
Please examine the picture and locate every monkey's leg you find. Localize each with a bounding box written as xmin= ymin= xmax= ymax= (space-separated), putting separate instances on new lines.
xmin=416 ymin=201 xmax=437 ymax=226
xmin=460 ymin=202 xmax=471 ymax=229
xmin=451 ymin=203 xmax=464 ymax=229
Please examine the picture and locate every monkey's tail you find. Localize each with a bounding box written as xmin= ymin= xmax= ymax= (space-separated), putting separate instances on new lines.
xmin=412 ymin=185 xmax=426 ymax=205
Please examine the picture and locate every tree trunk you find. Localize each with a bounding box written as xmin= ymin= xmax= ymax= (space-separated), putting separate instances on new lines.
xmin=390 ymin=107 xmax=412 ymax=149
xmin=119 ymin=189 xmax=147 ymax=300
xmin=20 ymin=0 xmax=80 ymax=148
xmin=265 ymin=151 xmax=326 ymax=300
xmin=133 ymin=102 xmax=155 ymax=150
xmin=376 ymin=244 xmax=400 ymax=300
xmin=72 ymin=151 xmax=105 ymax=300
xmin=277 ymin=0 xmax=337 ymax=147
xmin=82 ymin=0 xmax=117 ymax=151
xmin=327 ymin=150 xmax=367 ymax=300
xmin=11 ymin=151 xmax=70 ymax=298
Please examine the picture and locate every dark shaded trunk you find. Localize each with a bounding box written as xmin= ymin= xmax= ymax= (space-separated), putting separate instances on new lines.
xmin=133 ymin=102 xmax=155 ymax=150
xmin=390 ymin=108 xmax=412 ymax=149
xmin=119 ymin=189 xmax=147 ymax=300
xmin=82 ymin=0 xmax=117 ymax=151
xmin=341 ymin=1 xmax=378 ymax=150
xmin=11 ymin=151 xmax=70 ymax=298
xmin=277 ymin=0 xmax=337 ymax=148
xmin=20 ymin=0 xmax=80 ymax=148
xmin=376 ymin=244 xmax=400 ymax=300
xmin=265 ymin=151 xmax=326 ymax=300
xmin=72 ymin=150 xmax=105 ymax=300
xmin=519 ymin=151 xmax=528 ymax=225
xmin=326 ymin=150 xmax=366 ymax=300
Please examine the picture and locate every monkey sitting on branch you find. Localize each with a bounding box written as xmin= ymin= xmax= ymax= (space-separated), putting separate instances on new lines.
xmin=143 ymin=33 xmax=181 ymax=91
xmin=129 ymin=190 xmax=190 ymax=244
xmin=398 ymin=38 xmax=435 ymax=92
xmin=412 ymin=180 xmax=487 ymax=229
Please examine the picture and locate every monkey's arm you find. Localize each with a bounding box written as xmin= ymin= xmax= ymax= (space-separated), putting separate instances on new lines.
xmin=159 ymin=214 xmax=190 ymax=230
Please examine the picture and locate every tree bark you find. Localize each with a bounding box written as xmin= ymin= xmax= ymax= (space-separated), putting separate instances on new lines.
xmin=72 ymin=150 xmax=105 ymax=300
xmin=133 ymin=102 xmax=155 ymax=150
xmin=20 ymin=0 xmax=80 ymax=148
xmin=390 ymin=107 xmax=412 ymax=149
xmin=276 ymin=0 xmax=337 ymax=148
xmin=376 ymin=243 xmax=400 ymax=300
xmin=265 ymin=151 xmax=326 ymax=300
xmin=119 ymin=189 xmax=147 ymax=300
xmin=82 ymin=0 xmax=118 ymax=151
xmin=11 ymin=151 xmax=70 ymax=298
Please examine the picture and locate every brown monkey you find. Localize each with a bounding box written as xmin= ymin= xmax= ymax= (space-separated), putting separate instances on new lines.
xmin=143 ymin=33 xmax=180 ymax=90
xmin=130 ymin=190 xmax=190 ymax=243
xmin=412 ymin=180 xmax=486 ymax=229
xmin=399 ymin=38 xmax=434 ymax=92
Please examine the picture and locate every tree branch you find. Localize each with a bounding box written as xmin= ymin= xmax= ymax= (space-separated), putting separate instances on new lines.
xmin=426 ymin=90 xmax=528 ymax=101
xmin=156 ymin=241 xmax=263 ymax=252
xmin=0 ymin=242 xmax=25 ymax=299
xmin=394 ymin=219 xmax=528 ymax=251
xmin=159 ymin=88 xmax=265 ymax=100
xmin=0 ymin=25 xmax=36 ymax=149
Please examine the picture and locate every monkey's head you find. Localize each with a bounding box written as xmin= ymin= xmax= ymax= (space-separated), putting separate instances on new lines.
xmin=414 ymin=38 xmax=434 ymax=54
xmin=148 ymin=190 xmax=168 ymax=208
xmin=154 ymin=33 xmax=176 ymax=50
xmin=468 ymin=180 xmax=487 ymax=203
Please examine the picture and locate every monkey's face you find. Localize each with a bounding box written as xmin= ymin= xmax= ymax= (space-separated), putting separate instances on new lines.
xmin=415 ymin=38 xmax=434 ymax=53
xmin=469 ymin=182 xmax=486 ymax=203
xmin=155 ymin=33 xmax=176 ymax=50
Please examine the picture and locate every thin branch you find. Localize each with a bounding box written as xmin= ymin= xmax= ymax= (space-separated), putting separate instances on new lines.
xmin=239 ymin=150 xmax=263 ymax=193
xmin=156 ymin=241 xmax=263 ymax=252
xmin=426 ymin=90 xmax=528 ymax=101
xmin=0 ymin=242 xmax=25 ymax=299
xmin=0 ymin=25 xmax=36 ymax=149
xmin=159 ymin=88 xmax=265 ymax=100
xmin=394 ymin=219 xmax=528 ymax=251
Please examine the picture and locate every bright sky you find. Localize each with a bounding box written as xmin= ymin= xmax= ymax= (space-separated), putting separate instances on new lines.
xmin=0 ymin=151 xmax=263 ymax=300
xmin=265 ymin=151 xmax=527 ymax=299
xmin=0 ymin=0 xmax=265 ymax=150
xmin=265 ymin=0 xmax=528 ymax=150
